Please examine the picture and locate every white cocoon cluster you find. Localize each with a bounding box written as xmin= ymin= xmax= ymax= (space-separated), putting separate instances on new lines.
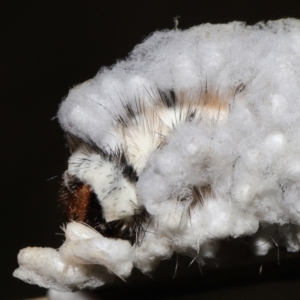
xmin=14 ymin=222 xmax=131 ymax=292
xmin=14 ymin=19 xmax=300 ymax=292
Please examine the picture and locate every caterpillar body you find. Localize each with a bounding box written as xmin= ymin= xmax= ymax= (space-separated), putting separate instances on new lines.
xmin=14 ymin=19 xmax=300 ymax=292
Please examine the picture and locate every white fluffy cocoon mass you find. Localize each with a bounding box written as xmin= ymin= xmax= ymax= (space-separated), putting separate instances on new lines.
xmin=14 ymin=18 xmax=300 ymax=292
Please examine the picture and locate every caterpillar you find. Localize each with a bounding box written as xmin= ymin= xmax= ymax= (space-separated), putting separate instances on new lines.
xmin=14 ymin=18 xmax=300 ymax=292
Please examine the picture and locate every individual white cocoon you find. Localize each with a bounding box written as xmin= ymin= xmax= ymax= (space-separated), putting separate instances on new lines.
xmin=60 ymin=223 xmax=134 ymax=278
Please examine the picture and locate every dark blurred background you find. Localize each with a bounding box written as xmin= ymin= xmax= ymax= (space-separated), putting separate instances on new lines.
xmin=3 ymin=1 xmax=300 ymax=299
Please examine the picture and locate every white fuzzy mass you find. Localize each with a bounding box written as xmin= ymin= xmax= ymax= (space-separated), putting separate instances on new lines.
xmin=14 ymin=19 xmax=300 ymax=293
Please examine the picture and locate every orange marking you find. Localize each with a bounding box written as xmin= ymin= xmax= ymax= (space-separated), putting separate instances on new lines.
xmin=67 ymin=184 xmax=91 ymax=222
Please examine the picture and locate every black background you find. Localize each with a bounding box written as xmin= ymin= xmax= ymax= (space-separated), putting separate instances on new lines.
xmin=3 ymin=1 xmax=300 ymax=299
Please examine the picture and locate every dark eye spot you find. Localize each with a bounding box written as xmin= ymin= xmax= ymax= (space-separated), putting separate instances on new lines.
xmin=122 ymin=164 xmax=138 ymax=182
